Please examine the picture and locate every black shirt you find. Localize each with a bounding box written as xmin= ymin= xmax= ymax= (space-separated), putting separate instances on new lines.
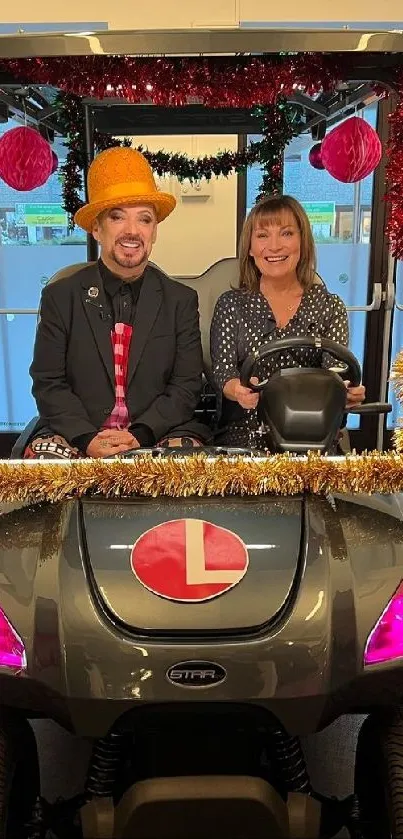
xmin=73 ymin=259 xmax=154 ymax=453
xmin=98 ymin=257 xmax=144 ymax=326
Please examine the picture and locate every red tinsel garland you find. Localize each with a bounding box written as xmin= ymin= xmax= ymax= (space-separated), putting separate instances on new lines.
xmin=385 ymin=75 xmax=403 ymax=260
xmin=0 ymin=52 xmax=403 ymax=257
xmin=0 ymin=54 xmax=339 ymax=107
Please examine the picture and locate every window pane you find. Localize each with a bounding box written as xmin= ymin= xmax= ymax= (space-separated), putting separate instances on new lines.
xmin=0 ymin=117 xmax=86 ymax=250
xmin=0 ymin=119 xmax=87 ymax=430
xmin=0 ymin=314 xmax=37 ymax=432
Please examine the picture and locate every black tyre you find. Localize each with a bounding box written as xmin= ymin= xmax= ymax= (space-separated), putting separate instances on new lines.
xmin=0 ymin=711 xmax=40 ymax=839
xmin=355 ymin=711 xmax=403 ymax=838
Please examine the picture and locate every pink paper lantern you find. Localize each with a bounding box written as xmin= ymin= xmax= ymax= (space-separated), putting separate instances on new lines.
xmin=0 ymin=126 xmax=53 ymax=191
xmin=308 ymin=143 xmax=325 ymax=170
xmin=320 ymin=116 xmax=382 ymax=183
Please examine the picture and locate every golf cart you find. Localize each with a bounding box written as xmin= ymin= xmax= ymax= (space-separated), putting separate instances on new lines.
xmin=1 ymin=326 xmax=400 ymax=839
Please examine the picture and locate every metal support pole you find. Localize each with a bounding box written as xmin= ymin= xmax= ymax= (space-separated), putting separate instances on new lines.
xmin=352 ymin=179 xmax=361 ymax=244
xmin=83 ymin=104 xmax=98 ymax=262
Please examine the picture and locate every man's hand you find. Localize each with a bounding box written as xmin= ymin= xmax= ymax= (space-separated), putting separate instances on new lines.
xmin=345 ymin=381 xmax=366 ymax=407
xmin=86 ymin=429 xmax=140 ymax=458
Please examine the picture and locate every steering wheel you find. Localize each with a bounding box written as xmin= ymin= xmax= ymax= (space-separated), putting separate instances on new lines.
xmin=239 ymin=335 xmax=361 ymax=391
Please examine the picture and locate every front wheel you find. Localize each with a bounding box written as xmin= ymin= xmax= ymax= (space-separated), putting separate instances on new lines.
xmin=0 ymin=711 xmax=40 ymax=839
xmin=355 ymin=712 xmax=403 ymax=838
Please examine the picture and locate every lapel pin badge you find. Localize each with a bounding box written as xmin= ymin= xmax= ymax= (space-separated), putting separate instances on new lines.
xmin=88 ymin=286 xmax=99 ymax=299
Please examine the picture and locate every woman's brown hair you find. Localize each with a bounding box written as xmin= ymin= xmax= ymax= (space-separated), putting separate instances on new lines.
xmin=238 ymin=195 xmax=317 ymax=292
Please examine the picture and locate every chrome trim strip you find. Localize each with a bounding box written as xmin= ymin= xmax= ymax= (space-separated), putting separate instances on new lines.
xmin=0 ymin=27 xmax=403 ymax=58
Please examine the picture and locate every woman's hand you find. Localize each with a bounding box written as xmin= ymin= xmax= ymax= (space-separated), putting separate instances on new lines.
xmin=223 ymin=377 xmax=260 ymax=410
xmin=345 ymin=381 xmax=366 ymax=407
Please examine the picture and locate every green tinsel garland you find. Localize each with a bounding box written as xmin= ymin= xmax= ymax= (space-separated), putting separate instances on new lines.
xmin=57 ymin=94 xmax=300 ymax=226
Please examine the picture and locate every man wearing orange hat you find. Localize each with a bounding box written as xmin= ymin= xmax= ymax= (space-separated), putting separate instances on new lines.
xmin=24 ymin=147 xmax=209 ymax=459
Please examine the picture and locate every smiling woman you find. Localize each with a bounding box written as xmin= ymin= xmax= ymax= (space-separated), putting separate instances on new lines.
xmin=240 ymin=195 xmax=316 ymax=300
xmin=210 ymin=194 xmax=366 ymax=448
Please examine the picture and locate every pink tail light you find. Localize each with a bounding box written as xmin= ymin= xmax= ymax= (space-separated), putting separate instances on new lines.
xmin=364 ymin=581 xmax=403 ymax=665
xmin=0 ymin=606 xmax=26 ymax=672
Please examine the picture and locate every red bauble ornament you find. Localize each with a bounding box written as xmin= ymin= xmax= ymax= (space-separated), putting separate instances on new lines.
xmin=51 ymin=150 xmax=59 ymax=174
xmin=0 ymin=126 xmax=53 ymax=191
xmin=320 ymin=116 xmax=382 ymax=183
xmin=308 ymin=143 xmax=325 ymax=170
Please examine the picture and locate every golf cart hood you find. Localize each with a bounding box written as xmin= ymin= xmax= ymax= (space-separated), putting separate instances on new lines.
xmin=80 ymin=496 xmax=304 ymax=634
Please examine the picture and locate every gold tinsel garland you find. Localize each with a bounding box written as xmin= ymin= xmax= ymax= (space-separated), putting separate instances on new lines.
xmin=2 ymin=452 xmax=403 ymax=505
xmin=1 ymin=353 xmax=403 ymax=506
xmin=392 ymin=348 xmax=403 ymax=452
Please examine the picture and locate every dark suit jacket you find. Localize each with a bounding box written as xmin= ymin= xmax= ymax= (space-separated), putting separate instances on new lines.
xmin=29 ymin=262 xmax=204 ymax=445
